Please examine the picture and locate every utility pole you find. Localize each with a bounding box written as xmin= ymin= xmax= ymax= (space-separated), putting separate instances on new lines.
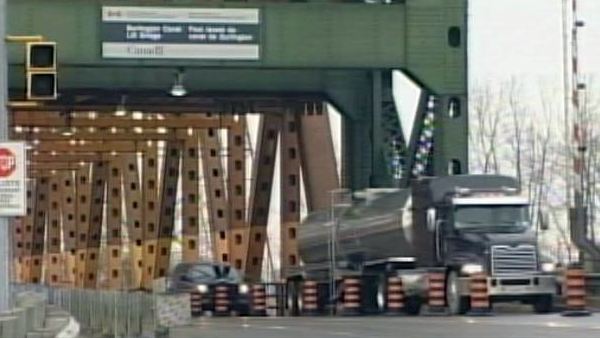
xmin=0 ymin=0 xmax=12 ymax=312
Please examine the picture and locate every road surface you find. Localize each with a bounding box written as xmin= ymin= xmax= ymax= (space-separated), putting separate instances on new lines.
xmin=173 ymin=312 xmax=600 ymax=338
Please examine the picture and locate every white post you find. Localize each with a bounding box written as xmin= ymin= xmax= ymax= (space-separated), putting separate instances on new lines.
xmin=0 ymin=0 xmax=12 ymax=313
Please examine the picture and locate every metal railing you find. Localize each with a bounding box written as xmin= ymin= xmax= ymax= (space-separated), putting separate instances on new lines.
xmin=14 ymin=284 xmax=160 ymax=338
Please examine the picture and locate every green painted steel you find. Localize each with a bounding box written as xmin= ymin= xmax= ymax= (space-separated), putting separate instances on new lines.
xmin=6 ymin=0 xmax=468 ymax=190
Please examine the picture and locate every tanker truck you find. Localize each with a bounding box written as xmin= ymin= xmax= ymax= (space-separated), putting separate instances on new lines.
xmin=286 ymin=175 xmax=557 ymax=315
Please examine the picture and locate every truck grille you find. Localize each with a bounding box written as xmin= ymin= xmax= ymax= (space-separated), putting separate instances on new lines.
xmin=491 ymin=245 xmax=537 ymax=275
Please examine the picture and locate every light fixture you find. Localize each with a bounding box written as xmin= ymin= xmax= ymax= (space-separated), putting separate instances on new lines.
xmin=114 ymin=95 xmax=128 ymax=117
xmin=169 ymin=68 xmax=187 ymax=97
xmin=61 ymin=111 xmax=75 ymax=137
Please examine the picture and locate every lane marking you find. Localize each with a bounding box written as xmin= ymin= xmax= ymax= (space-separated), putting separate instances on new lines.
xmin=546 ymin=322 xmax=573 ymax=328
xmin=267 ymin=326 xmax=287 ymax=330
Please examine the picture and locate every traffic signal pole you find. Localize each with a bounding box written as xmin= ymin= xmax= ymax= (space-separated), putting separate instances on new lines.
xmin=0 ymin=0 xmax=12 ymax=313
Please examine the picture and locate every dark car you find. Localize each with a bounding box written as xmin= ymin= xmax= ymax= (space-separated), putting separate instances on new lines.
xmin=167 ymin=262 xmax=251 ymax=315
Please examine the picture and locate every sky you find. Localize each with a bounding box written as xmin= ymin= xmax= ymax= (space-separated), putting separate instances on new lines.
xmin=470 ymin=0 xmax=600 ymax=86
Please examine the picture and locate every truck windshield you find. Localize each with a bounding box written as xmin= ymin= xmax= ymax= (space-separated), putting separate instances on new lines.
xmin=454 ymin=205 xmax=530 ymax=231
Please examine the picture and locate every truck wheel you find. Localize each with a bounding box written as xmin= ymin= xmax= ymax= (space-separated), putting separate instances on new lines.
xmin=533 ymin=295 xmax=554 ymax=314
xmin=376 ymin=278 xmax=386 ymax=313
xmin=446 ymin=271 xmax=469 ymax=315
xmin=404 ymin=296 xmax=422 ymax=315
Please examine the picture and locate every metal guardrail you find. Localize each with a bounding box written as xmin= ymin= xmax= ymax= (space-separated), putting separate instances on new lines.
xmin=13 ymin=284 xmax=160 ymax=338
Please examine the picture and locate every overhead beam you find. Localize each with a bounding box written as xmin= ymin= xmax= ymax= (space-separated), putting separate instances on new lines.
xmin=11 ymin=111 xmax=239 ymax=129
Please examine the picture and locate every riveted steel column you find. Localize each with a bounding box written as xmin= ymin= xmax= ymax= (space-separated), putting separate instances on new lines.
xmin=155 ymin=140 xmax=182 ymax=278
xmin=200 ymin=126 xmax=231 ymax=264
xmin=30 ymin=176 xmax=49 ymax=284
xmin=11 ymin=217 xmax=23 ymax=283
xmin=60 ymin=171 xmax=77 ymax=286
xmin=182 ymin=131 xmax=200 ymax=263
xmin=75 ymin=164 xmax=92 ymax=288
xmin=141 ymin=142 xmax=160 ymax=289
xmin=280 ymin=108 xmax=301 ymax=278
xmin=245 ymin=114 xmax=280 ymax=281
xmin=46 ymin=174 xmax=62 ymax=285
xmin=21 ymin=180 xmax=36 ymax=283
xmin=299 ymin=104 xmax=340 ymax=211
xmin=106 ymin=155 xmax=123 ymax=289
xmin=84 ymin=161 xmax=108 ymax=288
xmin=228 ymin=118 xmax=248 ymax=271
xmin=121 ymin=152 xmax=144 ymax=289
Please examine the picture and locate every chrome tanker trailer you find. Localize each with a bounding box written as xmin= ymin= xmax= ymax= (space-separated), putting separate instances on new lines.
xmin=286 ymin=175 xmax=557 ymax=315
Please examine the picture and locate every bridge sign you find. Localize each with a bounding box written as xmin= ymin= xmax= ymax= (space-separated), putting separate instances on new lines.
xmin=0 ymin=142 xmax=26 ymax=216
xmin=101 ymin=7 xmax=261 ymax=60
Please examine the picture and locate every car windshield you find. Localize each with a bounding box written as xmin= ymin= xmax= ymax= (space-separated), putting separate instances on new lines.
xmin=454 ymin=205 xmax=530 ymax=231
xmin=184 ymin=264 xmax=242 ymax=283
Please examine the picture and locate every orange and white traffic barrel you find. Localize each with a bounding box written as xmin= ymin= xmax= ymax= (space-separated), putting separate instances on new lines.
xmin=467 ymin=272 xmax=492 ymax=316
xmin=301 ymin=280 xmax=319 ymax=315
xmin=341 ymin=277 xmax=361 ymax=316
xmin=214 ymin=284 xmax=231 ymax=316
xmin=386 ymin=276 xmax=405 ymax=315
xmin=251 ymin=284 xmax=267 ymax=316
xmin=427 ymin=270 xmax=447 ymax=315
xmin=562 ymin=264 xmax=590 ymax=317
xmin=190 ymin=292 xmax=203 ymax=317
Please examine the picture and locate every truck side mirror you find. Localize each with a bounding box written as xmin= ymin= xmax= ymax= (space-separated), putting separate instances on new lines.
xmin=539 ymin=212 xmax=549 ymax=231
xmin=427 ymin=208 xmax=436 ymax=232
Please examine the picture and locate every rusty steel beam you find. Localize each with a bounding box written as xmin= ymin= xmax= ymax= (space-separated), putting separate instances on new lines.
xmin=245 ymin=114 xmax=281 ymax=281
xmin=84 ymin=161 xmax=108 ymax=288
xmin=200 ymin=128 xmax=231 ymax=264
xmin=21 ymin=180 xmax=36 ymax=283
xmin=11 ymin=217 xmax=24 ymax=283
xmin=31 ymin=141 xmax=139 ymax=153
xmin=27 ymin=162 xmax=85 ymax=171
xmin=11 ymin=111 xmax=237 ymax=128
xmin=12 ymin=128 xmax=224 ymax=142
xmin=181 ymin=132 xmax=200 ymax=263
xmin=106 ymin=157 xmax=123 ymax=289
xmin=60 ymin=171 xmax=77 ymax=286
xmin=75 ymin=164 xmax=92 ymax=288
xmin=121 ymin=153 xmax=144 ymax=289
xmin=155 ymin=140 xmax=182 ymax=279
xmin=7 ymin=91 xmax=324 ymax=114
xmin=31 ymin=153 xmax=103 ymax=163
xmin=228 ymin=118 xmax=248 ymax=272
xmin=141 ymin=142 xmax=160 ymax=289
xmin=30 ymin=176 xmax=49 ymax=284
xmin=299 ymin=105 xmax=340 ymax=211
xmin=45 ymin=175 xmax=63 ymax=286
xmin=280 ymin=109 xmax=301 ymax=278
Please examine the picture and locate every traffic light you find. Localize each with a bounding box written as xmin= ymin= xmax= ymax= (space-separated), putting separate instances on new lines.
xmin=26 ymin=42 xmax=57 ymax=100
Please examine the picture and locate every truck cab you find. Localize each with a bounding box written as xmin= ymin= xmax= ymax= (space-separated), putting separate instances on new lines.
xmin=423 ymin=177 xmax=557 ymax=314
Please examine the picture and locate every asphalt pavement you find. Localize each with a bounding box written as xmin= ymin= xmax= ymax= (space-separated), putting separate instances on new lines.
xmin=172 ymin=311 xmax=600 ymax=338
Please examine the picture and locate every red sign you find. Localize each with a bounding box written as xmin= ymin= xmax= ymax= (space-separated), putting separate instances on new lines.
xmin=0 ymin=148 xmax=17 ymax=178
